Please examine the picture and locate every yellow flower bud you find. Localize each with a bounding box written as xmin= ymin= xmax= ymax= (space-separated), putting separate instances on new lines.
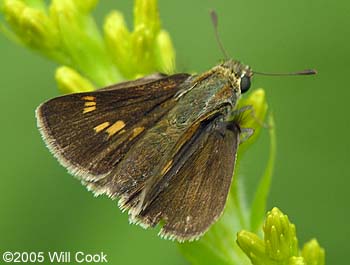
xmin=20 ymin=7 xmax=58 ymax=49
xmin=72 ymin=0 xmax=98 ymax=13
xmin=55 ymin=66 xmax=95 ymax=94
xmin=237 ymin=207 xmax=326 ymax=265
xmin=50 ymin=0 xmax=122 ymax=86
xmin=301 ymin=239 xmax=325 ymax=265
xmin=154 ymin=30 xmax=175 ymax=74
xmin=3 ymin=0 xmax=25 ymax=31
xmin=3 ymin=0 xmax=58 ymax=49
xmin=289 ymin=257 xmax=306 ymax=265
xmin=237 ymin=230 xmax=268 ymax=265
xmin=134 ymin=0 xmax=160 ymax=34
xmin=264 ymin=207 xmax=299 ymax=261
xmin=104 ymin=11 xmax=132 ymax=78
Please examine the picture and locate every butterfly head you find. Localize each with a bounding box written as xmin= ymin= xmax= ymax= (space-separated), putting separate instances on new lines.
xmin=222 ymin=59 xmax=253 ymax=94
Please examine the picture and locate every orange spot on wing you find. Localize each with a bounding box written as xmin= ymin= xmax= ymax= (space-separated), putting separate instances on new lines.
xmin=82 ymin=96 xmax=95 ymax=101
xmin=106 ymin=120 xmax=126 ymax=137
xmin=84 ymin=101 xmax=96 ymax=107
xmin=94 ymin=122 xmax=110 ymax=133
xmin=130 ymin=127 xmax=145 ymax=140
xmin=83 ymin=106 xmax=96 ymax=113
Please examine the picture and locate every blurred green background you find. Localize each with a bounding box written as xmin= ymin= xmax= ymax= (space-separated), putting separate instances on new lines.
xmin=0 ymin=0 xmax=348 ymax=264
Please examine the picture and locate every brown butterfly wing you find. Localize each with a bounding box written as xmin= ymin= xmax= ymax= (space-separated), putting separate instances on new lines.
xmin=135 ymin=115 xmax=240 ymax=241
xmin=36 ymin=73 xmax=190 ymax=182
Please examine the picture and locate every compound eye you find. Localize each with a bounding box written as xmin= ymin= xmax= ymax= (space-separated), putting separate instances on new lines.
xmin=240 ymin=75 xmax=251 ymax=93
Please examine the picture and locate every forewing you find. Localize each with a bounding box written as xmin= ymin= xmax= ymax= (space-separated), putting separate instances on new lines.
xmin=136 ymin=115 xmax=241 ymax=241
xmin=36 ymin=73 xmax=190 ymax=181
xmin=98 ymin=73 xmax=168 ymax=91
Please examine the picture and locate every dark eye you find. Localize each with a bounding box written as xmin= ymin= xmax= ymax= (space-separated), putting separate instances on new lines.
xmin=240 ymin=75 xmax=251 ymax=93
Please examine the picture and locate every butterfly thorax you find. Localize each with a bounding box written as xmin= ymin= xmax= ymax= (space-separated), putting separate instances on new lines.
xmin=170 ymin=59 xmax=251 ymax=127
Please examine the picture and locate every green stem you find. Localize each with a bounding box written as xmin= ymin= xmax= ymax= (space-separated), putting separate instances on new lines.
xmin=250 ymin=114 xmax=276 ymax=232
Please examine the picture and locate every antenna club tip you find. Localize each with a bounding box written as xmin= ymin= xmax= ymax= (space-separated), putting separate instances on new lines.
xmin=303 ymin=69 xmax=318 ymax=75
xmin=210 ymin=9 xmax=218 ymax=23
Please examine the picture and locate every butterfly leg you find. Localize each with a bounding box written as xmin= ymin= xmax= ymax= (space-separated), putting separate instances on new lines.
xmin=230 ymin=104 xmax=270 ymax=129
xmin=227 ymin=106 xmax=255 ymax=143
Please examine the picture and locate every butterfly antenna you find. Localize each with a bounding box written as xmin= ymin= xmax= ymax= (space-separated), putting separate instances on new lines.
xmin=253 ymin=69 xmax=317 ymax=76
xmin=210 ymin=10 xmax=230 ymax=60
